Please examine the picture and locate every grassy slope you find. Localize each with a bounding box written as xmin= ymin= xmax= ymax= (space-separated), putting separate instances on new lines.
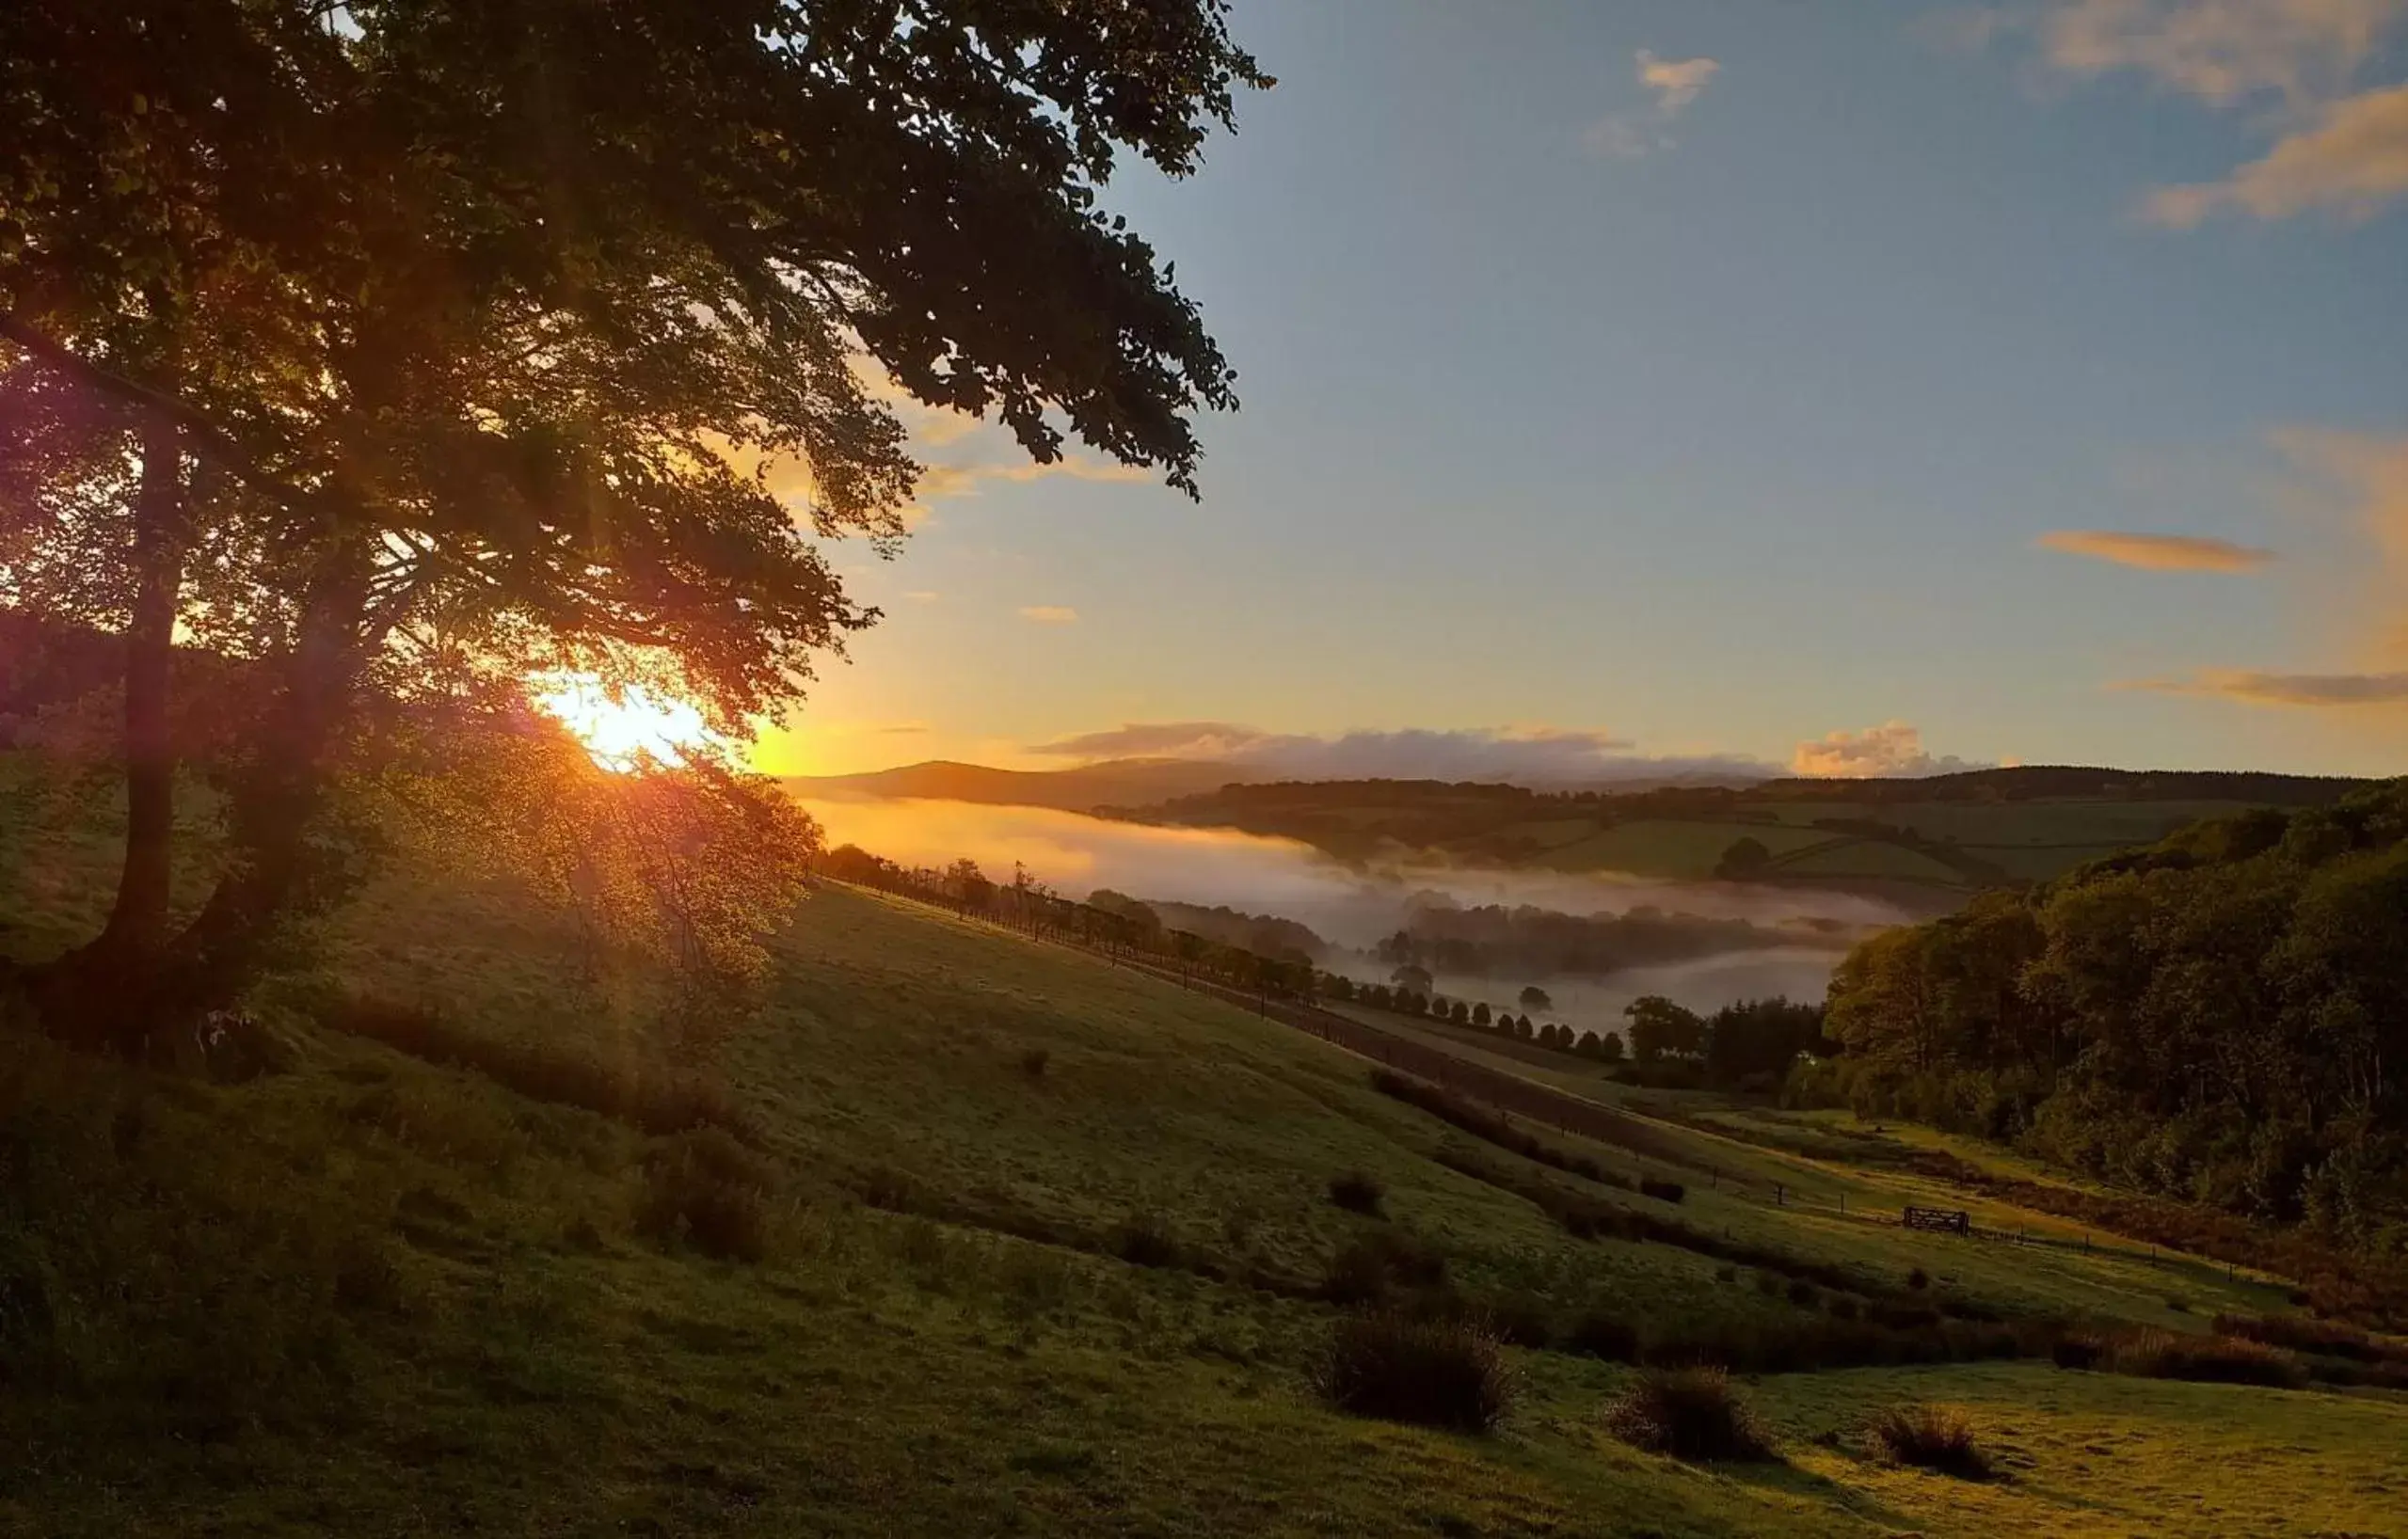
xmin=3 ymin=760 xmax=2401 ymax=1537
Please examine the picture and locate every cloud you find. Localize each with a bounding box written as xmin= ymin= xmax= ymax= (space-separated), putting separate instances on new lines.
xmin=1789 ymin=722 xmax=1989 ymax=778
xmin=1638 ymin=50 xmax=1721 ymax=111
xmin=2144 ymin=79 xmax=2408 ymax=223
xmin=1029 ymin=721 xmax=1772 ymax=785
xmin=901 ymin=590 xmax=940 ymax=602
xmin=2039 ymin=0 xmax=2404 ymax=105
xmin=2119 ymin=667 xmax=2408 ymax=703
xmin=875 ymin=722 xmax=933 ymax=736
xmin=1018 ymin=605 xmax=1079 ymax=625
xmin=1584 ymin=49 xmax=1720 ymax=158
xmin=2035 ymin=529 xmax=2276 ymax=569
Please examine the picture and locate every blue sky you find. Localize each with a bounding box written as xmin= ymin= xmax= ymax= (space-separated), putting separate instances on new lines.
xmin=758 ymin=1 xmax=2408 ymax=780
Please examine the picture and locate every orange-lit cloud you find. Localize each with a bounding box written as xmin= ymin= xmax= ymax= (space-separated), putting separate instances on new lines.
xmin=2035 ymin=529 xmax=2275 ymax=570
xmin=2118 ymin=667 xmax=2408 ymax=705
xmin=2040 ymin=0 xmax=2403 ymax=105
xmin=1584 ymin=49 xmax=1720 ymax=158
xmin=1018 ymin=605 xmax=1080 ymax=625
xmin=2146 ymin=79 xmax=2408 ymax=224
xmin=1789 ymin=722 xmax=1986 ymax=778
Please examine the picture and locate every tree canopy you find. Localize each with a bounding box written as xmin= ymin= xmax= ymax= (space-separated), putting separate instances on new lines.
xmin=0 ymin=0 xmax=1263 ymax=1039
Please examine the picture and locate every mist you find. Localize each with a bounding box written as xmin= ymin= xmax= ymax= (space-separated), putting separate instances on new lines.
xmin=797 ymin=794 xmax=1911 ymax=1012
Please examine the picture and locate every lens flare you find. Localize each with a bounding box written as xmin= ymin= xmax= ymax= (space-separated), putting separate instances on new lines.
xmin=533 ymin=672 xmax=725 ymax=771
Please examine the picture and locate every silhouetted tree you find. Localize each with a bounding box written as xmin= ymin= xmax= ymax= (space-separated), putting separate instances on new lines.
xmin=1519 ymin=985 xmax=1554 ymax=1012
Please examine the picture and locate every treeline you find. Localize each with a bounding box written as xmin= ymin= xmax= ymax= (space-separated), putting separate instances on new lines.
xmin=1806 ymin=781 xmax=2408 ymax=1256
xmin=1336 ymin=978 xmax=1828 ymax=1093
xmin=1092 ymin=892 xmax=1328 ymax=962
xmin=1372 ymin=902 xmax=1839 ymax=981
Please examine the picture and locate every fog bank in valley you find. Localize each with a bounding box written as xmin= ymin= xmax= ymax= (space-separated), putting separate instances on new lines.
xmin=798 ymin=795 xmax=1911 ymax=1018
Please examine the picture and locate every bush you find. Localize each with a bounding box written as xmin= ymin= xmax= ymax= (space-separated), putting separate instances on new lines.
xmin=1603 ymin=1368 xmax=1775 ymax=1462
xmin=1018 ymin=1047 xmax=1050 ymax=1078
xmin=2212 ymin=1312 xmax=2408 ymax=1366
xmin=1320 ymin=1230 xmax=1447 ymax=1306
xmin=2108 ymin=1328 xmax=2306 ymax=1388
xmin=2051 ymin=1333 xmax=2106 ymax=1371
xmin=1475 ymin=1293 xmax=1556 ymax=1349
xmin=1638 ymin=1177 xmax=1686 ymax=1204
xmin=1566 ymin=1311 xmax=1641 ymax=1362
xmin=1109 ymin=1213 xmax=1183 ymax=1269
xmin=1906 ymin=1266 xmax=1930 ymax=1291
xmin=638 ymin=1129 xmax=771 ymax=1262
xmin=1786 ymin=1279 xmax=1822 ymax=1309
xmin=1868 ymin=1404 xmax=1991 ymax=1480
xmin=1328 ymin=1169 xmax=1386 ymax=1217
xmin=1314 ymin=1311 xmax=1515 ymax=1433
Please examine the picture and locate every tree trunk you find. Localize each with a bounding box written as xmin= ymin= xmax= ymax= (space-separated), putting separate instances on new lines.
xmin=25 ymin=413 xmax=188 ymax=1046
xmin=98 ymin=412 xmax=188 ymax=953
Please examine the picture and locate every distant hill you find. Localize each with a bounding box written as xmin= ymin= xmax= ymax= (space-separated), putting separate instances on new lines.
xmin=1103 ymin=766 xmax=2378 ymax=896
xmin=785 ymin=756 xmax=1261 ymax=812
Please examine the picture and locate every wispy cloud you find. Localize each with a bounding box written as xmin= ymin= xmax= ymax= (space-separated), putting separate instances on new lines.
xmin=2118 ymin=667 xmax=2408 ymax=704
xmin=1584 ymin=49 xmax=1721 ymax=158
xmin=2145 ymin=79 xmax=2408 ymax=224
xmin=1965 ymin=1 xmax=2408 ymax=224
xmin=1790 ymin=722 xmax=1989 ymax=778
xmin=1018 ymin=605 xmax=1080 ymax=625
xmin=1029 ymin=721 xmax=1770 ymax=785
xmin=2036 ymin=529 xmax=2276 ymax=570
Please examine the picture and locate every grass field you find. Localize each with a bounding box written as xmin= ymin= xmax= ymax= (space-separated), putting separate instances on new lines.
xmin=3 ymin=754 xmax=2402 ymax=1536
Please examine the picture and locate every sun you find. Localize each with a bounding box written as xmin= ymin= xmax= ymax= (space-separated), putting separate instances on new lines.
xmin=533 ymin=672 xmax=726 ymax=772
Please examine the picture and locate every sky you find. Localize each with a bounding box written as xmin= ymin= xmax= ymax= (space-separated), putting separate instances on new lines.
xmin=754 ymin=0 xmax=2408 ymax=783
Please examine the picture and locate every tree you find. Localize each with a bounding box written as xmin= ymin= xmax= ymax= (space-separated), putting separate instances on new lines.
xmin=1624 ymin=996 xmax=1706 ymax=1064
xmin=1514 ymin=1014 xmax=1535 ymax=1041
xmin=1518 ymin=985 xmax=1553 ymax=1012
xmin=1 ymin=0 xmax=1266 ymax=1041
xmin=1599 ymin=1030 xmax=1627 ymax=1063
xmin=1715 ymin=836 xmax=1774 ymax=881
xmin=1392 ymin=963 xmax=1435 ymax=992
xmin=1449 ymin=999 xmax=1471 ymax=1025
xmin=1472 ymin=1002 xmax=1492 ymax=1028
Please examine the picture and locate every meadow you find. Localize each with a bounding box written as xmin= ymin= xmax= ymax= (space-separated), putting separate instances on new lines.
xmin=3 ymin=753 xmax=2404 ymax=1537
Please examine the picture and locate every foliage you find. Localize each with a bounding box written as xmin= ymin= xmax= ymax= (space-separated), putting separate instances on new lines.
xmin=1327 ymin=1169 xmax=1386 ymax=1216
xmin=1312 ymin=1310 xmax=1515 ymax=1433
xmin=1604 ymin=1368 xmax=1776 ymax=1462
xmin=638 ymin=1129 xmax=773 ymax=1263
xmin=1867 ymin=1404 xmax=1991 ymax=1479
xmin=1816 ymin=783 xmax=2408 ymax=1250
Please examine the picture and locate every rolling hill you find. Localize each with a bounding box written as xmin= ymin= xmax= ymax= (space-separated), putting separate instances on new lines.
xmin=3 ymin=747 xmax=2404 ymax=1536
xmin=786 ymin=755 xmax=1261 ymax=812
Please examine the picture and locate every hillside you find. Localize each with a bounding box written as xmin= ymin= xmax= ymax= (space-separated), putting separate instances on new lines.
xmin=4 ymin=750 xmax=2406 ymax=1536
xmin=786 ymin=756 xmax=1261 ymax=813
xmin=1105 ymin=767 xmax=2368 ymax=896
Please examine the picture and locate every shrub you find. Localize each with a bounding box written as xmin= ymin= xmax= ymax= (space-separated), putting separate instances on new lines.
xmin=1786 ymin=1279 xmax=1822 ymax=1309
xmin=2109 ymin=1328 xmax=2306 ymax=1388
xmin=1868 ymin=1404 xmax=1991 ymax=1480
xmin=1328 ymin=1169 xmax=1387 ymax=1217
xmin=1906 ymin=1267 xmax=1930 ymax=1291
xmin=1638 ymin=1177 xmax=1685 ymax=1204
xmin=2212 ymin=1312 xmax=2408 ymax=1366
xmin=1314 ymin=1311 xmax=1515 ymax=1433
xmin=1320 ymin=1230 xmax=1447 ymax=1305
xmin=1826 ymin=1293 xmax=1861 ymax=1322
xmin=638 ymin=1129 xmax=771 ymax=1262
xmin=1566 ymin=1311 xmax=1641 ymax=1362
xmin=2163 ymin=1294 xmax=2191 ymax=1314
xmin=1109 ymin=1213 xmax=1182 ymax=1269
xmin=1018 ymin=1047 xmax=1050 ymax=1078
xmin=1475 ymin=1293 xmax=1556 ymax=1349
xmin=1604 ymin=1368 xmax=1775 ymax=1462
xmin=2051 ymin=1333 xmax=2106 ymax=1371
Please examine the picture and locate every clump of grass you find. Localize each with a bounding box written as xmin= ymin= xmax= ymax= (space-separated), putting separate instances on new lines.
xmin=2164 ymin=1293 xmax=2192 ymax=1313
xmin=1603 ymin=1367 xmax=1775 ymax=1463
xmin=638 ymin=1128 xmax=772 ymax=1262
xmin=1017 ymin=1047 xmax=1050 ymax=1078
xmin=327 ymin=993 xmax=746 ymax=1139
xmin=2109 ymin=1328 xmax=2305 ymax=1388
xmin=1313 ymin=1311 xmax=1515 ymax=1433
xmin=2213 ymin=1312 xmax=2408 ymax=1366
xmin=1328 ymin=1169 xmax=1386 ymax=1216
xmin=1319 ymin=1229 xmax=1447 ymax=1306
xmin=1868 ymin=1404 xmax=1992 ymax=1480
xmin=1906 ymin=1266 xmax=1930 ymax=1291
xmin=1109 ymin=1212 xmax=1182 ymax=1269
xmin=1566 ymin=1311 xmax=1641 ymax=1363
xmin=1638 ymin=1177 xmax=1685 ymax=1204
xmin=2051 ymin=1332 xmax=2107 ymax=1371
xmin=1786 ymin=1278 xmax=1822 ymax=1309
